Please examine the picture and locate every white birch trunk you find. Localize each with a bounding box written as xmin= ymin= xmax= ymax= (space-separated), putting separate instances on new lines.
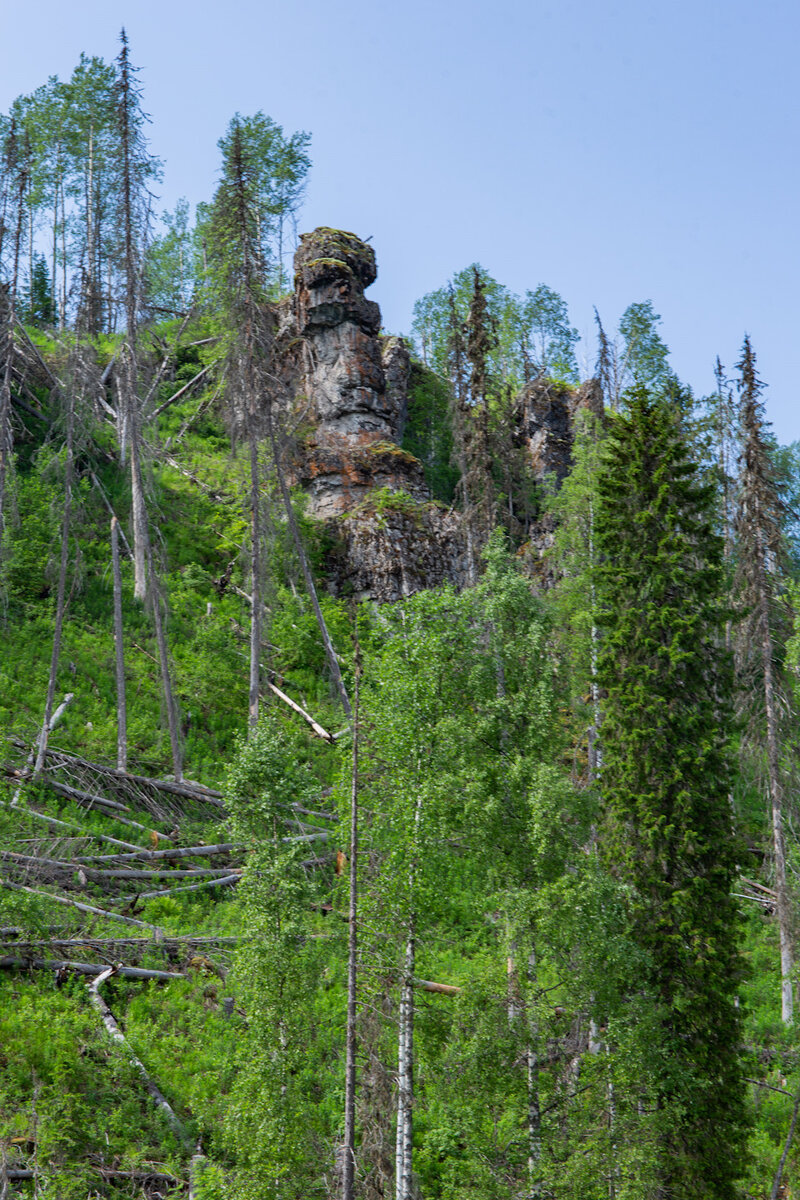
xmin=395 ymin=931 xmax=415 ymax=1200
xmin=342 ymin=658 xmax=360 ymax=1200
xmin=752 ymin=504 xmax=793 ymax=1023
xmin=526 ymin=945 xmax=543 ymax=1200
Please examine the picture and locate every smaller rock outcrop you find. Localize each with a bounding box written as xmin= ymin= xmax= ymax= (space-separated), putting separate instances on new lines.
xmin=522 ymin=376 xmax=604 ymax=486
xmin=326 ymin=502 xmax=467 ymax=603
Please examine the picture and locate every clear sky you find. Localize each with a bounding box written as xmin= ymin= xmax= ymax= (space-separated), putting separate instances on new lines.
xmin=2 ymin=0 xmax=798 ymax=442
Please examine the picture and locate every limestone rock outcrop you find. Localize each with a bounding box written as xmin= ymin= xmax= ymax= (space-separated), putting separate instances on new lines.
xmin=522 ymin=377 xmax=604 ymax=486
xmin=276 ymin=227 xmax=603 ymax=601
xmin=284 ymin=228 xmax=466 ymax=600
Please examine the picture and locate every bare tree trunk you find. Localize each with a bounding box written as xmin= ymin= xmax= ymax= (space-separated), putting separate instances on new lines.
xmin=760 ymin=575 xmax=793 ymax=1024
xmin=0 ymin=157 xmax=26 ymax=548
xmin=248 ymin=410 xmax=261 ymax=732
xmin=33 ymin=386 xmax=74 ymax=777
xmin=127 ymin=363 xmax=148 ymax=602
xmin=343 ymin=645 xmax=360 ymax=1200
xmin=111 ymin=515 xmax=127 ymax=771
xmin=147 ymin=555 xmax=183 ymax=782
xmin=59 ymin=180 xmax=67 ymax=329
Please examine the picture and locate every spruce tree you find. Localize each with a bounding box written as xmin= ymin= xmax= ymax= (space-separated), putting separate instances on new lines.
xmin=595 ymin=387 xmax=747 ymax=1198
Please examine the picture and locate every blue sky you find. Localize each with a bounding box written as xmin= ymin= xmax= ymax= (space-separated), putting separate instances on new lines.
xmin=3 ymin=0 xmax=798 ymax=441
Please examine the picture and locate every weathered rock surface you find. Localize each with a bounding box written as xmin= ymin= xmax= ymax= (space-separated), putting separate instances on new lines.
xmin=276 ymin=227 xmax=602 ymax=601
xmin=326 ymin=503 xmax=467 ymax=602
xmin=293 ymin=229 xmax=396 ymax=441
xmin=278 ymin=227 xmax=467 ymax=600
xmin=522 ymin=376 xmax=604 ymax=486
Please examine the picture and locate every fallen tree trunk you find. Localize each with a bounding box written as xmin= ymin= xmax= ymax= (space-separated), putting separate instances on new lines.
xmin=1 ymin=851 xmax=232 ymax=881
xmin=76 ymin=842 xmax=243 ymax=863
xmin=0 ymin=957 xmax=184 ymax=981
xmin=0 ymin=799 xmax=142 ymax=851
xmin=136 ymin=873 xmax=241 ymax=901
xmin=0 ymin=880 xmax=165 ymax=936
xmin=265 ymin=678 xmax=335 ymax=742
xmin=13 ymin=740 xmax=224 ymax=805
xmin=88 ymin=967 xmax=192 ymax=1148
xmin=32 ymin=777 xmax=130 ymax=812
xmin=415 ymin=979 xmax=462 ymax=997
xmin=0 ymin=934 xmax=240 ymax=951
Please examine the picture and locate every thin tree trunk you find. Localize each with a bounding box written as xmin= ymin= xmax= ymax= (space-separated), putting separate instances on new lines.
xmin=111 ymin=516 xmax=127 ymax=770
xmin=85 ymin=123 xmax=96 ymax=332
xmin=761 ymin=577 xmax=793 ymax=1024
xmin=128 ymin=372 xmax=148 ymax=601
xmin=343 ymin=645 xmax=360 ymax=1200
xmin=59 ymin=180 xmax=66 ymax=329
xmin=147 ymin=556 xmax=183 ymax=782
xmin=33 ymin=387 xmax=74 ymax=777
xmin=526 ymin=945 xmax=543 ymax=1199
xmin=395 ymin=928 xmax=415 ymax=1200
xmin=248 ymin=410 xmax=261 ymax=732
xmin=0 ymin=160 xmax=25 ymax=547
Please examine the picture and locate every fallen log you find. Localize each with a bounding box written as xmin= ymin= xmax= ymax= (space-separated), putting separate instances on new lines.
xmin=1 ymin=851 xmax=230 ymax=881
xmin=136 ymin=873 xmax=241 ymax=901
xmin=265 ymin=679 xmax=334 ymax=742
xmin=0 ymin=934 xmax=240 ymax=951
xmin=75 ymin=842 xmax=243 ymax=863
xmin=0 ymin=957 xmax=184 ymax=982
xmin=151 ymin=362 xmax=215 ymax=418
xmin=0 ymin=799 xmax=143 ymax=851
xmin=88 ymin=967 xmax=192 ymax=1148
xmin=12 ymin=740 xmax=224 ymax=806
xmin=34 ymin=777 xmax=130 ymax=812
xmin=416 ymin=978 xmax=462 ymax=997
xmin=0 ymin=880 xmax=165 ymax=936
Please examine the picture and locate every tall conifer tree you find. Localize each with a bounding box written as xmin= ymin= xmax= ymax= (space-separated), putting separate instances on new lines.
xmin=595 ymin=388 xmax=747 ymax=1198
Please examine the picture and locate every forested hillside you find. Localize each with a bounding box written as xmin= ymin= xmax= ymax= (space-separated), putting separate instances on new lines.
xmin=2 ymin=36 xmax=800 ymax=1200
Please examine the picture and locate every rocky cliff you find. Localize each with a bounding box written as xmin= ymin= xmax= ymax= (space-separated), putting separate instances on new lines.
xmin=277 ymin=227 xmax=598 ymax=601
xmin=281 ymin=228 xmax=468 ymax=600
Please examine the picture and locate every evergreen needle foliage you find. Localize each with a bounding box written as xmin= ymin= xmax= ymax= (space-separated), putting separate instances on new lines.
xmin=595 ymin=387 xmax=748 ymax=1198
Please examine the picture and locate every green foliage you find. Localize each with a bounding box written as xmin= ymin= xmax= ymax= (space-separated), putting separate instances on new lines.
xmin=199 ymin=111 xmax=311 ymax=309
xmin=618 ymin=300 xmax=673 ymax=390
xmin=0 ymin=975 xmax=184 ymax=1196
xmin=224 ymin=722 xmax=337 ymax=1198
xmin=402 ymin=362 xmax=460 ymax=503
xmin=23 ymin=253 xmax=55 ymax=326
xmin=145 ymin=197 xmax=196 ymax=314
xmin=595 ymin=387 xmax=748 ymax=1198
xmin=411 ymin=264 xmax=579 ymax=389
